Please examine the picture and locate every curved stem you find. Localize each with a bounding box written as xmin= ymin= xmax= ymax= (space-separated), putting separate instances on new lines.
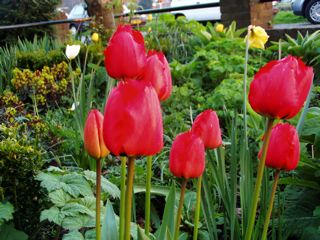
xmin=174 ymin=179 xmax=188 ymax=240
xmin=243 ymin=34 xmax=250 ymax=148
xmin=125 ymin=157 xmax=135 ymax=240
xmin=245 ymin=118 xmax=274 ymax=240
xmin=261 ymin=170 xmax=280 ymax=240
xmin=145 ymin=156 xmax=153 ymax=236
xmin=96 ymin=158 xmax=102 ymax=240
xmin=193 ymin=175 xmax=202 ymax=240
xmin=119 ymin=157 xmax=127 ymax=240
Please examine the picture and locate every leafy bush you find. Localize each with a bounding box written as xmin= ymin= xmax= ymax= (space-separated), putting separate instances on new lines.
xmin=0 ymin=0 xmax=61 ymax=45
xmin=12 ymin=62 xmax=80 ymax=106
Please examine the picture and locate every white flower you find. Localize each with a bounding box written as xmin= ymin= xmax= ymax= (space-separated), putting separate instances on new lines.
xmin=66 ymin=45 xmax=80 ymax=60
xmin=70 ymin=101 xmax=79 ymax=111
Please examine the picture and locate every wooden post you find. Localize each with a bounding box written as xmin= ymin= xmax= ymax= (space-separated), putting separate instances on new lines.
xmin=86 ymin=0 xmax=115 ymax=30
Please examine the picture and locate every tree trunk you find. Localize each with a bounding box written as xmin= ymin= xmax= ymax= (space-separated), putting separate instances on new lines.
xmin=85 ymin=0 xmax=115 ymax=30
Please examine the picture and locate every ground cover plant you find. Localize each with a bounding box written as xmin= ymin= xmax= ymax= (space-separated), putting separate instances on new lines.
xmin=1 ymin=13 xmax=320 ymax=240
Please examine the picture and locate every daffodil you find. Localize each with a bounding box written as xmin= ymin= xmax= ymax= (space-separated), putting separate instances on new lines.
xmin=65 ymin=44 xmax=81 ymax=60
xmin=215 ymin=23 xmax=224 ymax=33
xmin=247 ymin=25 xmax=269 ymax=49
xmin=91 ymin=33 xmax=99 ymax=42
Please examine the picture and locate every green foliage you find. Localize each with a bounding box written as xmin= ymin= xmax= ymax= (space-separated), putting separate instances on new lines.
xmin=0 ymin=202 xmax=14 ymax=225
xmin=12 ymin=61 xmax=79 ymax=106
xmin=0 ymin=223 xmax=28 ymax=240
xmin=273 ymin=11 xmax=307 ymax=24
xmin=16 ymin=49 xmax=65 ymax=71
xmin=0 ymin=0 xmax=61 ymax=45
xmin=37 ymin=167 xmax=120 ymax=238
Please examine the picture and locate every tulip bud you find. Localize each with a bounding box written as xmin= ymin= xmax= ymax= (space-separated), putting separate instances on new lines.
xmin=249 ymin=55 xmax=313 ymax=119
xmin=169 ymin=131 xmax=205 ymax=179
xmin=66 ymin=44 xmax=81 ymax=60
xmin=247 ymin=25 xmax=269 ymax=49
xmin=140 ymin=50 xmax=172 ymax=101
xmin=84 ymin=110 xmax=109 ymax=159
xmin=103 ymin=80 xmax=163 ymax=156
xmin=92 ymin=33 xmax=99 ymax=42
xmin=192 ymin=110 xmax=222 ymax=149
xmin=215 ymin=23 xmax=224 ymax=33
xmin=259 ymin=123 xmax=300 ymax=171
xmin=104 ymin=25 xmax=146 ymax=80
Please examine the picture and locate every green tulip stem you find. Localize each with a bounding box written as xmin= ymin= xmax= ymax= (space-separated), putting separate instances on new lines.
xmin=174 ymin=179 xmax=188 ymax=240
xmin=245 ymin=118 xmax=274 ymax=240
xmin=145 ymin=155 xmax=153 ymax=236
xmin=193 ymin=175 xmax=202 ymax=240
xmin=96 ymin=158 xmax=102 ymax=240
xmin=125 ymin=156 xmax=135 ymax=240
xmin=243 ymin=32 xmax=250 ymax=148
xmin=261 ymin=169 xmax=281 ymax=240
xmin=119 ymin=156 xmax=127 ymax=240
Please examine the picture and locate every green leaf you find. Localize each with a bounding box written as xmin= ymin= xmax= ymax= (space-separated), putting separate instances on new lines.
xmin=40 ymin=206 xmax=63 ymax=225
xmin=278 ymin=177 xmax=320 ymax=190
xmin=61 ymin=203 xmax=95 ymax=218
xmin=156 ymin=183 xmax=176 ymax=240
xmin=62 ymin=215 xmax=91 ymax=230
xmin=36 ymin=172 xmax=63 ymax=192
xmin=0 ymin=202 xmax=14 ymax=225
xmin=134 ymin=185 xmax=172 ymax=197
xmin=84 ymin=171 xmax=120 ymax=198
xmin=0 ymin=223 xmax=28 ymax=240
xmin=61 ymin=173 xmax=93 ymax=198
xmin=138 ymin=227 xmax=150 ymax=240
xmin=49 ymin=189 xmax=72 ymax=207
xmin=102 ymin=201 xmax=119 ymax=240
xmin=63 ymin=230 xmax=84 ymax=240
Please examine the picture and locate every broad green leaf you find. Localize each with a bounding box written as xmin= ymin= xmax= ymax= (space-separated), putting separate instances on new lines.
xmin=36 ymin=172 xmax=63 ymax=192
xmin=62 ymin=215 xmax=91 ymax=230
xmin=61 ymin=173 xmax=93 ymax=197
xmin=102 ymin=201 xmax=118 ymax=240
xmin=61 ymin=203 xmax=95 ymax=217
xmin=63 ymin=230 xmax=84 ymax=240
xmin=40 ymin=206 xmax=63 ymax=225
xmin=49 ymin=189 xmax=72 ymax=207
xmin=0 ymin=202 xmax=14 ymax=225
xmin=79 ymin=196 xmax=96 ymax=210
xmin=313 ymin=206 xmax=320 ymax=217
xmin=134 ymin=185 xmax=171 ymax=197
xmin=84 ymin=171 xmax=120 ymax=198
xmin=0 ymin=223 xmax=28 ymax=240
xmin=278 ymin=177 xmax=320 ymax=190
xmin=138 ymin=227 xmax=150 ymax=240
xmin=85 ymin=229 xmax=96 ymax=240
xmin=156 ymin=183 xmax=176 ymax=240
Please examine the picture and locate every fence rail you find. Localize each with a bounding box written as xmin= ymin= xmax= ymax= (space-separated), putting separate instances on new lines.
xmin=0 ymin=2 xmax=220 ymax=30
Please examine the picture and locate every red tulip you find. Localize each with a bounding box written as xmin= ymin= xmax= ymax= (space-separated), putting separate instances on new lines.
xmin=103 ymin=80 xmax=163 ymax=156
xmin=169 ymin=131 xmax=205 ymax=179
xmin=248 ymin=55 xmax=313 ymax=119
xmin=259 ymin=123 xmax=300 ymax=171
xmin=192 ymin=110 xmax=222 ymax=149
xmin=140 ymin=50 xmax=172 ymax=101
xmin=104 ymin=25 xmax=146 ymax=80
xmin=84 ymin=110 xmax=109 ymax=159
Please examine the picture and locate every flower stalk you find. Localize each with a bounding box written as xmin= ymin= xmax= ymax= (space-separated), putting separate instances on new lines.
xmin=174 ymin=179 xmax=188 ymax=240
xmin=119 ymin=156 xmax=127 ymax=240
xmin=245 ymin=118 xmax=274 ymax=240
xmin=145 ymin=155 xmax=153 ymax=236
xmin=96 ymin=158 xmax=102 ymax=240
xmin=125 ymin=157 xmax=135 ymax=240
xmin=261 ymin=169 xmax=281 ymax=240
xmin=193 ymin=175 xmax=202 ymax=240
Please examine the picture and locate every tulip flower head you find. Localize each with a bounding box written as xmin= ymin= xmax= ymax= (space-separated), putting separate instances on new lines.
xmin=84 ymin=110 xmax=109 ymax=159
xmin=259 ymin=123 xmax=300 ymax=171
xmin=66 ymin=44 xmax=81 ymax=60
xmin=140 ymin=50 xmax=172 ymax=101
xmin=247 ymin=25 xmax=269 ymax=49
xmin=192 ymin=110 xmax=222 ymax=149
xmin=249 ymin=55 xmax=313 ymax=119
xmin=215 ymin=23 xmax=224 ymax=33
xmin=169 ymin=131 xmax=205 ymax=179
xmin=103 ymin=80 xmax=163 ymax=156
xmin=104 ymin=25 xmax=146 ymax=80
xmin=92 ymin=33 xmax=99 ymax=42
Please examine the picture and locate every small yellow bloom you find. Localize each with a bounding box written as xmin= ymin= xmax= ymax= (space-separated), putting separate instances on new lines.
xmin=247 ymin=25 xmax=269 ymax=49
xmin=91 ymin=33 xmax=99 ymax=42
xmin=148 ymin=27 xmax=152 ymax=33
xmin=147 ymin=14 xmax=153 ymax=21
xmin=215 ymin=23 xmax=224 ymax=33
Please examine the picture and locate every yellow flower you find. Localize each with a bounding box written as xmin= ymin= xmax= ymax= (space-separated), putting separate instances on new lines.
xmin=91 ymin=33 xmax=99 ymax=42
xmin=215 ymin=23 xmax=224 ymax=33
xmin=147 ymin=14 xmax=153 ymax=21
xmin=148 ymin=27 xmax=152 ymax=33
xmin=247 ymin=25 xmax=269 ymax=49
